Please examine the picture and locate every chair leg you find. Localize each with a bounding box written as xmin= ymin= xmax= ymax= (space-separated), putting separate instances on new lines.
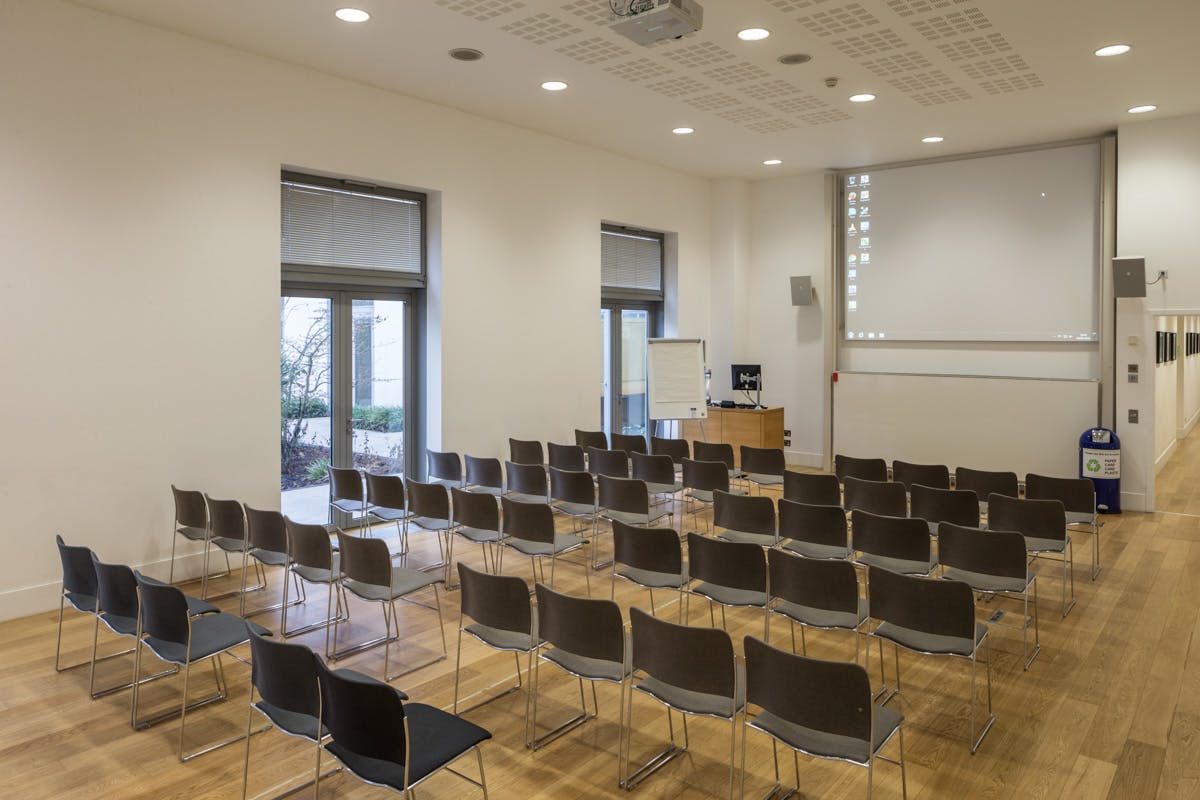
xmin=169 ymin=531 xmax=179 ymax=584
xmin=1091 ymin=521 xmax=1100 ymax=580
xmin=968 ymin=636 xmax=997 ymax=753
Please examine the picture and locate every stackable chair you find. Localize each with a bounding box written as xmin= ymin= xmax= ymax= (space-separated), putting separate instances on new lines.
xmin=611 ymin=432 xmax=649 ymax=456
xmin=1025 ymin=472 xmax=1101 ymax=579
xmin=741 ymin=636 xmax=906 ymax=800
xmin=327 ymin=466 xmax=369 ymax=529
xmin=987 ymin=493 xmax=1076 ymax=617
xmin=842 ymin=477 xmax=908 ymax=518
xmin=549 ymin=466 xmax=599 ymax=536
xmin=866 ymin=566 xmax=995 ymax=753
xmin=452 ymin=564 xmax=539 ymax=743
xmin=712 ymin=490 xmax=778 ymax=547
xmin=130 ymin=576 xmax=271 ymax=761
xmin=281 ymin=519 xmax=348 ymax=655
xmin=778 ymin=499 xmax=853 ymax=561
xmin=598 ymin=475 xmax=674 ymax=568
xmin=891 ymin=460 xmax=950 ymax=492
xmin=241 ymin=629 xmax=402 ymax=800
xmin=740 ymin=446 xmax=786 ymax=494
xmin=782 ymin=471 xmax=842 ymax=507
xmin=317 ymin=661 xmax=492 ymax=798
xmin=681 ymin=457 xmax=737 ymax=532
xmin=953 ymin=466 xmax=1019 ymax=517
xmin=364 ymin=472 xmax=412 ymax=557
xmin=686 ymin=533 xmax=768 ymax=635
xmin=201 ymin=496 xmax=262 ymax=603
xmin=448 ymin=487 xmax=505 ymax=585
xmin=909 ymin=484 xmax=980 ymax=534
xmin=427 ymin=449 xmax=464 ymax=490
xmin=169 ymin=485 xmax=210 ymax=584
xmin=939 ymin=523 xmax=1040 ymax=669
xmin=852 ymin=510 xmax=938 ymax=577
xmin=693 ymin=441 xmax=744 ymax=486
xmin=632 ymin=451 xmax=682 ymax=505
xmin=506 ymin=460 xmax=549 ymax=503
xmin=463 ymin=454 xmax=505 ymax=496
xmin=241 ymin=505 xmax=297 ymax=619
xmin=404 ymin=479 xmax=457 ymax=574
xmin=766 ymin=549 xmax=867 ymax=662
xmin=499 ymin=496 xmax=590 ymax=592
xmin=88 ymin=555 xmax=217 ymax=699
xmin=622 ymin=607 xmax=744 ymax=796
xmin=650 ymin=436 xmax=689 ymax=470
xmin=548 ymin=442 xmax=586 ymax=472
xmin=611 ymin=521 xmax=688 ymax=620
xmin=509 ymin=438 xmax=545 ymax=467
xmin=589 ymin=447 xmax=631 ymax=479
xmin=55 ymin=535 xmax=102 ymax=674
xmin=330 ymin=532 xmax=447 ymax=681
xmin=530 ymin=583 xmax=628 ymax=760
xmin=575 ymin=429 xmax=608 ymax=451
xmin=834 ymin=454 xmax=888 ymax=483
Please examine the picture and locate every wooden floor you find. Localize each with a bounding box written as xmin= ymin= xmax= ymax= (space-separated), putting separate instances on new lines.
xmin=6 ymin=469 xmax=1200 ymax=800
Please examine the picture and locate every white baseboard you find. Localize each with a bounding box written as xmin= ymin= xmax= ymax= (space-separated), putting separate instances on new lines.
xmin=0 ymin=550 xmax=212 ymax=624
xmin=1180 ymin=406 xmax=1200 ymax=439
xmin=1155 ymin=439 xmax=1178 ymax=474
xmin=785 ymin=449 xmax=824 ymax=469
xmin=1120 ymin=490 xmax=1150 ymax=513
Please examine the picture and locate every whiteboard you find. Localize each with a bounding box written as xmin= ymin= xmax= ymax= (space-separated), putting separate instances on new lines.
xmin=833 ymin=372 xmax=1099 ymax=477
xmin=647 ymin=339 xmax=707 ymax=421
xmin=841 ymin=142 xmax=1100 ymax=342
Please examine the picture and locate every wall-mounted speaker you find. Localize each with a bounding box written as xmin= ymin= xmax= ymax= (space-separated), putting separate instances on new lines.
xmin=1113 ymin=257 xmax=1146 ymax=298
xmin=790 ymin=275 xmax=813 ymax=306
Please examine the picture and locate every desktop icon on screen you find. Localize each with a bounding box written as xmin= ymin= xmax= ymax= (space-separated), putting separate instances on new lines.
xmin=848 ymin=254 xmax=857 ymax=264
xmin=859 ymin=237 xmax=870 ymax=248
xmin=848 ymin=300 xmax=857 ymax=311
xmin=859 ymin=206 xmax=869 ymax=216
xmin=860 ymin=174 xmax=870 ymax=185
xmin=848 ymin=224 xmax=857 ymax=236
xmin=878 ymin=332 xmax=886 ymax=339
xmin=860 ymin=190 xmax=870 ymax=201
xmin=860 ymin=253 xmax=870 ymax=264
xmin=848 ymin=269 xmax=857 ymax=279
xmin=848 ymin=191 xmax=857 ymax=203
xmin=847 ymin=284 xmax=857 ymax=295
xmin=848 ymin=207 xmax=857 ymax=218
xmin=860 ymin=221 xmax=870 ymax=232
xmin=847 ymin=176 xmax=857 ymax=186
xmin=867 ymin=332 xmax=875 ymax=339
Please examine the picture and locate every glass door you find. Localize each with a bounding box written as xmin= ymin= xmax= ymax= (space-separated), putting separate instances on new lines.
xmin=281 ymin=289 xmax=412 ymax=523
xmin=601 ymin=302 xmax=658 ymax=441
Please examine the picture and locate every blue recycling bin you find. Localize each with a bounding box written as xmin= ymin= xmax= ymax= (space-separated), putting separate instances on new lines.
xmin=1079 ymin=428 xmax=1120 ymax=514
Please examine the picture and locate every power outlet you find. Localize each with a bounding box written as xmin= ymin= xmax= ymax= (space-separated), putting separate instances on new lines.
xmin=783 ymin=429 xmax=791 ymax=436
xmin=1128 ymin=409 xmax=1139 ymax=424
xmin=783 ymin=439 xmax=791 ymax=447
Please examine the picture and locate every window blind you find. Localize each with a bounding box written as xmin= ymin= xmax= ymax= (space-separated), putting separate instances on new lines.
xmin=281 ymin=179 xmax=423 ymax=273
xmin=601 ymin=229 xmax=663 ymax=296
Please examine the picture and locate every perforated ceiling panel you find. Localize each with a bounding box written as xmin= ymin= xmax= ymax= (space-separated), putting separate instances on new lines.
xmin=717 ymin=106 xmax=770 ymax=123
xmin=556 ymin=36 xmax=630 ymax=64
xmin=661 ymin=41 xmax=736 ymax=68
xmin=744 ymin=118 xmax=799 ymax=134
xmin=958 ymin=53 xmax=1031 ymax=79
xmin=830 ymin=28 xmax=908 ymax=58
xmin=860 ymin=50 xmax=933 ymax=76
xmin=604 ymin=57 xmax=668 ymax=82
xmin=936 ymin=32 xmax=1014 ymax=60
xmin=798 ymin=3 xmax=882 ymax=37
xmin=885 ymin=0 xmax=969 ymax=16
xmin=684 ymin=92 xmax=743 ymax=112
xmin=435 ymin=0 xmax=525 ymax=21
xmin=908 ymin=86 xmax=972 ymax=105
xmin=976 ymin=74 xmax=1044 ymax=94
xmin=886 ymin=69 xmax=955 ymax=92
xmin=740 ymin=79 xmax=808 ymax=101
xmin=910 ymin=7 xmax=992 ymax=41
xmin=501 ymin=12 xmax=581 ymax=44
xmin=558 ymin=0 xmax=607 ymax=26
xmin=767 ymin=0 xmax=836 ymax=11
xmin=645 ymin=75 xmax=707 ymax=97
xmin=702 ymin=61 xmax=772 ymax=85
xmin=771 ymin=94 xmax=829 ymax=114
xmin=800 ymin=108 xmax=854 ymax=124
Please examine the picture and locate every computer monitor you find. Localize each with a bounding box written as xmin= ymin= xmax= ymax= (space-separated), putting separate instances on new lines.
xmin=731 ymin=364 xmax=761 ymax=392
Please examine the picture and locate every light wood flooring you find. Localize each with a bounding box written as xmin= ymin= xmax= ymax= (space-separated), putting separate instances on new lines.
xmin=4 ymin=477 xmax=1200 ymax=800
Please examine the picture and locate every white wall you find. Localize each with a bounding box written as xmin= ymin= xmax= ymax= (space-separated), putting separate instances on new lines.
xmin=1115 ymin=111 xmax=1200 ymax=509
xmin=0 ymin=0 xmax=711 ymax=619
xmin=1154 ymin=316 xmax=1179 ymax=471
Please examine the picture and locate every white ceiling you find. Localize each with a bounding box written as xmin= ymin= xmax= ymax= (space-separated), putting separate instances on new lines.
xmin=71 ymin=0 xmax=1200 ymax=178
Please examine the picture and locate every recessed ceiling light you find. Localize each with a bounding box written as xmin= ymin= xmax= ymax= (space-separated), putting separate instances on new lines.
xmin=763 ymin=159 xmax=782 ymax=166
xmin=738 ymin=28 xmax=770 ymax=41
xmin=1094 ymin=44 xmax=1131 ymax=57
xmin=541 ymin=81 xmax=568 ymax=92
xmin=1127 ymin=104 xmax=1157 ymax=114
xmin=849 ymin=93 xmax=876 ymax=103
xmin=334 ymin=8 xmax=370 ymax=22
xmin=672 ymin=127 xmax=695 ymax=135
xmin=921 ymin=136 xmax=944 ymax=143
xmin=778 ymin=53 xmax=812 ymax=65
xmin=449 ymin=48 xmax=484 ymax=62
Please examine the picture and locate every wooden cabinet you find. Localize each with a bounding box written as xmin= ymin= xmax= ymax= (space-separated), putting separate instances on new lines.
xmin=680 ymin=406 xmax=784 ymax=466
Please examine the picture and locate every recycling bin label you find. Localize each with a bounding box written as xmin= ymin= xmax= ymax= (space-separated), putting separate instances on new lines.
xmin=1082 ymin=448 xmax=1120 ymax=479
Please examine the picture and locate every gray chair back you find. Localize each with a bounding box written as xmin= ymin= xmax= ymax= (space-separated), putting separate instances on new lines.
xmin=406 ymin=479 xmax=450 ymax=521
xmin=247 ymin=627 xmax=322 ymax=722
xmin=954 ymin=466 xmax=1018 ymax=505
xmin=450 ymin=487 xmax=500 ymax=533
xmin=206 ymin=496 xmax=247 ymax=543
xmin=329 ymin=466 xmax=365 ymax=503
xmin=599 ymin=475 xmax=649 ymax=516
xmin=740 ymin=446 xmax=786 ymax=478
xmin=767 ymin=549 xmax=859 ymax=616
xmin=286 ymin=518 xmax=335 ymax=572
xmin=783 ymin=472 xmax=841 ymax=506
xmin=365 ymin=473 xmax=406 ymax=511
xmin=910 ymin=484 xmax=980 ymax=529
xmin=842 ymin=477 xmax=907 ymax=517
xmin=336 ymin=532 xmax=391 ymax=588
xmin=713 ymin=490 xmax=776 ymax=538
xmin=1024 ymin=473 xmax=1096 ymax=515
xmin=611 ymin=433 xmax=649 ymax=456
xmin=588 ymin=447 xmax=630 ymax=478
xmin=986 ymin=493 xmax=1067 ymax=543
xmin=851 ymin=510 xmax=932 ymax=567
xmin=535 ymin=583 xmax=624 ymax=665
xmin=464 ymin=455 xmax=503 ymax=492
xmin=687 ymin=532 xmax=766 ymax=594
xmin=245 ymin=505 xmax=287 ymax=554
xmin=892 ymin=460 xmax=950 ymax=491
xmin=777 ymin=499 xmax=849 ymax=552
xmin=682 ymin=458 xmax=730 ymax=493
xmin=650 ymin=437 xmax=689 ymax=465
xmin=172 ymin=485 xmax=207 ymax=529
xmin=938 ymin=523 xmax=1027 ymax=581
xmin=575 ymin=429 xmax=608 ymax=450
xmin=458 ymin=563 xmax=533 ymax=636
xmin=509 ymin=438 xmax=544 ymax=466
xmin=92 ymin=556 xmax=138 ymax=619
xmin=693 ymin=441 xmax=736 ymax=473
xmin=134 ymin=575 xmax=191 ymax=646
xmin=427 ymin=450 xmax=462 ymax=484
xmin=867 ymin=565 xmax=975 ymax=641
xmin=549 ymin=467 xmax=595 ymax=507
xmin=612 ymin=521 xmax=683 ymax=577
xmin=630 ymin=606 xmax=735 ymax=702
xmin=56 ymin=535 xmax=98 ymax=598
xmin=632 ymin=452 xmax=676 ymax=487
xmin=501 ymin=496 xmax=556 ymax=545
xmin=548 ymin=442 xmax=586 ymax=472
xmin=505 ymin=461 xmax=548 ymax=499
xmin=834 ymin=454 xmax=888 ymax=483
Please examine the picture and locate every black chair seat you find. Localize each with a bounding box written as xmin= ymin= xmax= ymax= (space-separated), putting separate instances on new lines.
xmin=411 ymin=516 xmax=452 ymax=531
xmin=635 ymin=668 xmax=746 ymax=718
xmin=294 ymin=554 xmax=342 ymax=584
xmin=715 ymin=529 xmax=776 ymax=547
xmin=64 ymin=591 xmax=97 ymax=613
xmin=750 ymin=704 xmax=901 ymax=765
xmin=504 ymin=533 xmax=585 ymax=557
xmin=345 ymin=568 xmax=441 ymax=602
xmin=773 ymin=597 xmax=867 ymax=631
xmin=176 ymin=525 xmax=207 ymax=541
xmin=1023 ymin=535 xmax=1068 ymax=554
xmin=616 ymin=565 xmax=689 ymax=590
xmin=137 ymin=574 xmax=220 ymax=615
xmin=781 ymin=540 xmax=851 ymax=561
xmin=249 ymin=548 xmax=289 ymax=567
xmin=744 ymin=472 xmax=784 ymax=487
xmin=144 ymin=614 xmax=270 ymax=664
xmin=690 ymin=582 xmax=767 ymax=608
xmin=211 ymin=536 xmax=250 ymax=553
xmin=603 ymin=508 xmax=671 ymax=526
xmin=873 ymin=620 xmax=986 ymax=657
xmin=552 ymin=500 xmax=596 ymax=517
xmin=457 ymin=526 xmax=503 ymax=544
xmin=854 ymin=553 xmax=936 ymax=576
xmin=256 ymin=667 xmax=407 ymax=741
xmin=542 ymin=639 xmax=630 ymax=683
xmin=464 ymin=621 xmax=540 ymax=652
xmin=942 ymin=566 xmax=1030 ymax=594
xmin=324 ymin=702 xmax=491 ymax=788
xmin=370 ymin=505 xmax=412 ymax=523
xmin=98 ymin=612 xmax=139 ymax=637
xmin=331 ymin=498 xmax=366 ymax=514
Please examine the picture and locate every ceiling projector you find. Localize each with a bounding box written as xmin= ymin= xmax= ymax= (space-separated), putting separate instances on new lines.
xmin=609 ymin=0 xmax=704 ymax=46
